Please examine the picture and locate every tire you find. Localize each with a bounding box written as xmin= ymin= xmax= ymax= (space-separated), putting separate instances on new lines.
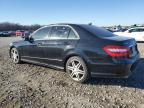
xmin=10 ymin=48 xmax=21 ymax=64
xmin=66 ymin=56 xmax=90 ymax=83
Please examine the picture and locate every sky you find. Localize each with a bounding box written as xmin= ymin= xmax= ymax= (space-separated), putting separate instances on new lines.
xmin=0 ymin=0 xmax=144 ymax=26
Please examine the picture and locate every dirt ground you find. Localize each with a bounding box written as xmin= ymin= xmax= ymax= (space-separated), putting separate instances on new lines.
xmin=0 ymin=37 xmax=144 ymax=108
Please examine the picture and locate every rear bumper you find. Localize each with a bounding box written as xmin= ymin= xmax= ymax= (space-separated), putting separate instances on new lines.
xmin=90 ymin=64 xmax=132 ymax=78
xmin=88 ymin=54 xmax=140 ymax=78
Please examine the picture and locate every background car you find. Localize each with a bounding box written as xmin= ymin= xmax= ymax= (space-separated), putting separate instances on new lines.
xmin=0 ymin=31 xmax=16 ymax=37
xmin=9 ymin=24 xmax=139 ymax=83
xmin=8 ymin=31 xmax=16 ymax=36
xmin=0 ymin=31 xmax=3 ymax=36
xmin=114 ymin=27 xmax=144 ymax=42
xmin=16 ymin=30 xmax=25 ymax=36
xmin=0 ymin=31 xmax=11 ymax=37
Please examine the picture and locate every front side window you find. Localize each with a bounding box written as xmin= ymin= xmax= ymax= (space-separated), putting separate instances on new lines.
xmin=32 ymin=27 xmax=51 ymax=40
xmin=50 ymin=26 xmax=70 ymax=39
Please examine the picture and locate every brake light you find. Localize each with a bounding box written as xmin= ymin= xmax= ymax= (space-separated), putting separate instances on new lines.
xmin=103 ymin=45 xmax=130 ymax=57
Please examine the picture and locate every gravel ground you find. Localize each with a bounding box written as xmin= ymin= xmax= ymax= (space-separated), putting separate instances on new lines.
xmin=0 ymin=37 xmax=144 ymax=108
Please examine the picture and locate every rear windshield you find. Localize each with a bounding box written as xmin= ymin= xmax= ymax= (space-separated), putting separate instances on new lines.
xmin=80 ymin=25 xmax=114 ymax=37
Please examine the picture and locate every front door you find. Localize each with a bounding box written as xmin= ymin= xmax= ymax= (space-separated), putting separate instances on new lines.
xmin=20 ymin=27 xmax=51 ymax=62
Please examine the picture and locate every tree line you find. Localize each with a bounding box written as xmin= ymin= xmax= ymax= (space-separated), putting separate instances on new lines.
xmin=0 ymin=22 xmax=42 ymax=31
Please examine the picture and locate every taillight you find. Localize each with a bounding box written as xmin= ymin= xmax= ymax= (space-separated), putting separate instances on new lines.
xmin=103 ymin=45 xmax=130 ymax=57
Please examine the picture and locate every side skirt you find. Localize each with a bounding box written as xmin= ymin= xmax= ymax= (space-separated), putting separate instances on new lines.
xmin=21 ymin=58 xmax=64 ymax=70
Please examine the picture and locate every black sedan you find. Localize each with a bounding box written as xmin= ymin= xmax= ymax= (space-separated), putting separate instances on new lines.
xmin=9 ymin=24 xmax=139 ymax=83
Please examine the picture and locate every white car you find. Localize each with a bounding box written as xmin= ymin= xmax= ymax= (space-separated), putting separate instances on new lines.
xmin=114 ymin=27 xmax=144 ymax=42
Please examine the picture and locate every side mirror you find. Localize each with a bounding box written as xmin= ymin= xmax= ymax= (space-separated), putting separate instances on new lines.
xmin=29 ymin=36 xmax=34 ymax=42
xmin=24 ymin=35 xmax=34 ymax=42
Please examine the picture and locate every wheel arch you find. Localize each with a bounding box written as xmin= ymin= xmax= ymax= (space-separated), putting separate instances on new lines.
xmin=63 ymin=53 xmax=89 ymax=72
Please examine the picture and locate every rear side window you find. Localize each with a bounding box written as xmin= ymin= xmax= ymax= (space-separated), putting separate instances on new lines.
xmin=32 ymin=27 xmax=51 ymax=40
xmin=68 ymin=30 xmax=78 ymax=39
xmin=80 ymin=25 xmax=114 ymax=37
xmin=50 ymin=26 xmax=70 ymax=39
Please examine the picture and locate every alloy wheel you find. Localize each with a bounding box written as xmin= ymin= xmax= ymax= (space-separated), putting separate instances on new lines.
xmin=11 ymin=48 xmax=19 ymax=63
xmin=67 ymin=58 xmax=86 ymax=81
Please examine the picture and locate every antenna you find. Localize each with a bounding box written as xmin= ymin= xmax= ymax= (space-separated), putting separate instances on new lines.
xmin=88 ymin=23 xmax=92 ymax=25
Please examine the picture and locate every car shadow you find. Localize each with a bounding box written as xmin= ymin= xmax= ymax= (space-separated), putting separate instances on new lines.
xmin=86 ymin=58 xmax=144 ymax=89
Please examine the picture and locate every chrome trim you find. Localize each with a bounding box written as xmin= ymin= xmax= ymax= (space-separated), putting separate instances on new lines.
xmin=22 ymin=56 xmax=62 ymax=62
xmin=31 ymin=24 xmax=80 ymax=41
xmin=21 ymin=58 xmax=64 ymax=70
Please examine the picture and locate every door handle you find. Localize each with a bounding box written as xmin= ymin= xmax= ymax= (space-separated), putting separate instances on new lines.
xmin=37 ymin=43 xmax=42 ymax=46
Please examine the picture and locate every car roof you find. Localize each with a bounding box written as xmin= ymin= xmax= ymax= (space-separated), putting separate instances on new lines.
xmin=49 ymin=23 xmax=92 ymax=27
xmin=50 ymin=23 xmax=77 ymax=25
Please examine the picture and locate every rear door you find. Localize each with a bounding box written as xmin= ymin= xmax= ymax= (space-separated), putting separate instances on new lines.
xmin=42 ymin=26 xmax=79 ymax=67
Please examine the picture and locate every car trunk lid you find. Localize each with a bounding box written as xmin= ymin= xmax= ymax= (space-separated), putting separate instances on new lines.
xmin=102 ymin=35 xmax=138 ymax=58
